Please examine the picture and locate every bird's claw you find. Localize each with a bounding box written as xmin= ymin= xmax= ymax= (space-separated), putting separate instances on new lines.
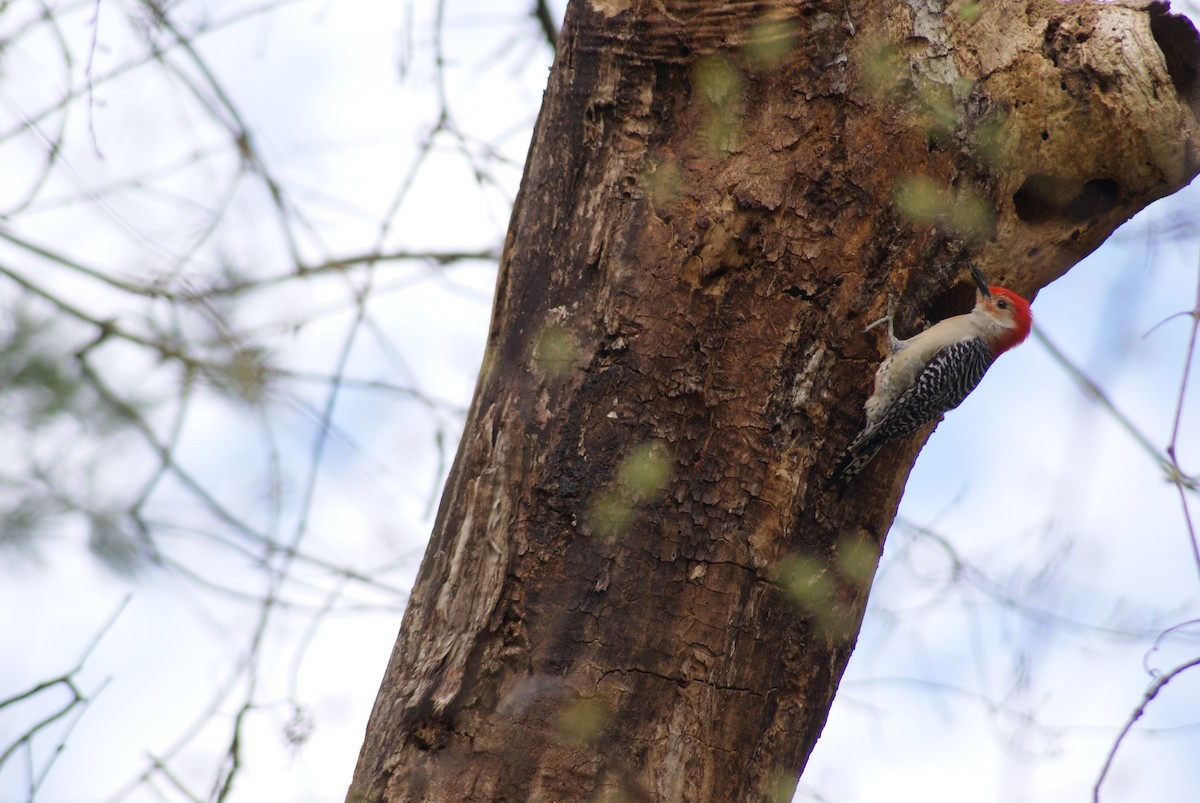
xmin=864 ymin=294 xmax=905 ymax=353
xmin=863 ymin=293 xmax=895 ymax=334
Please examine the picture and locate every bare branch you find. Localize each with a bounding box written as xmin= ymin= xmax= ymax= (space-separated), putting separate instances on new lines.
xmin=1164 ymin=259 xmax=1200 ymax=586
xmin=533 ymin=0 xmax=558 ymax=50
xmin=1094 ymin=656 xmax=1200 ymax=802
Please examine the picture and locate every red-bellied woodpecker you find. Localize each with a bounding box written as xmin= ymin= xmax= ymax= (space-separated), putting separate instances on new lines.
xmin=830 ymin=266 xmax=1033 ymax=485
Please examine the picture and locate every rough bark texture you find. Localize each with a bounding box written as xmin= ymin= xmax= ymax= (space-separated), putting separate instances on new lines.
xmin=349 ymin=1 xmax=1200 ymax=800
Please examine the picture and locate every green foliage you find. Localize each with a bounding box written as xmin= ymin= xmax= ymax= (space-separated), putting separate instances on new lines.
xmin=743 ymin=18 xmax=798 ymax=68
xmin=0 ymin=312 xmax=87 ymax=426
xmin=693 ymin=55 xmax=745 ymax=153
xmin=202 ymin=344 xmax=275 ymax=406
xmin=616 ymin=441 xmax=672 ymax=500
xmin=894 ymin=174 xmax=995 ymax=241
xmin=0 ymin=496 xmax=50 ymax=561
xmin=87 ymin=513 xmax=144 ymax=577
xmin=586 ymin=441 xmax=673 ymax=540
xmin=777 ymin=531 xmax=879 ymax=642
xmin=958 ymin=2 xmax=983 ymax=22
xmin=556 ymin=695 xmax=612 ymax=744
xmin=645 ymin=157 xmax=684 ymax=208
xmin=587 ymin=490 xmax=636 ymax=540
xmin=862 ymin=41 xmax=905 ymax=98
xmin=532 ymin=324 xmax=581 ymax=377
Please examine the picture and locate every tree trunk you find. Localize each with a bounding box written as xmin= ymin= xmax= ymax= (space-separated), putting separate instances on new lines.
xmin=349 ymin=1 xmax=1200 ymax=800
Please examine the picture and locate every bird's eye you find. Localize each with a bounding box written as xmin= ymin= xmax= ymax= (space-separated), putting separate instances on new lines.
xmin=998 ymin=299 xmax=1009 ymax=309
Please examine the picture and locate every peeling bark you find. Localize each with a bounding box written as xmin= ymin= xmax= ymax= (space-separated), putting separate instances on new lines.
xmin=348 ymin=1 xmax=1200 ymax=800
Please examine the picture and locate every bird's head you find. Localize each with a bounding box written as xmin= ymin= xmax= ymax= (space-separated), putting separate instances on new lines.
xmin=969 ymin=265 xmax=1033 ymax=356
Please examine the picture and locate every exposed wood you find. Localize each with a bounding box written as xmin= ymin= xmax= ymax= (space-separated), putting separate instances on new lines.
xmin=348 ymin=1 xmax=1200 ymax=800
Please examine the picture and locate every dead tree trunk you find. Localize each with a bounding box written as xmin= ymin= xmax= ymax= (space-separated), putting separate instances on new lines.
xmin=349 ymin=1 xmax=1199 ymax=800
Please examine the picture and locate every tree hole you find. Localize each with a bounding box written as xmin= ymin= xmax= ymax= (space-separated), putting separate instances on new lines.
xmin=1062 ymin=178 xmax=1119 ymax=220
xmin=1148 ymin=3 xmax=1200 ymax=116
xmin=1012 ymin=174 xmax=1061 ymax=223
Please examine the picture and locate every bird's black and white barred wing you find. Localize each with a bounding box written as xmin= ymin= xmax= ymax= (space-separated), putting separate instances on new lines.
xmin=831 ymin=338 xmax=993 ymax=484
xmin=867 ymin=337 xmax=993 ymax=443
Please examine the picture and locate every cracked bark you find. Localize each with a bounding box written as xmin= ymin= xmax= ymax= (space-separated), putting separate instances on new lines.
xmin=348 ymin=1 xmax=1200 ymax=800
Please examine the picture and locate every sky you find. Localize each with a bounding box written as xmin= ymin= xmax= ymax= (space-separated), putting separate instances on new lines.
xmin=1 ymin=1 xmax=1200 ymax=802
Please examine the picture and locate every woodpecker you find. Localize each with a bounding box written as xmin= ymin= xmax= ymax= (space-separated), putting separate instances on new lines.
xmin=830 ymin=265 xmax=1033 ymax=485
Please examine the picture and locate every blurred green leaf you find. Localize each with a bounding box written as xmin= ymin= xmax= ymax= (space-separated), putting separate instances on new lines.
xmin=557 ymin=695 xmax=611 ymax=744
xmin=744 ymin=18 xmax=797 ymax=68
xmin=88 ymin=513 xmax=145 ymax=577
xmin=617 ymin=441 xmax=672 ymax=500
xmin=532 ymin=324 xmax=580 ymax=377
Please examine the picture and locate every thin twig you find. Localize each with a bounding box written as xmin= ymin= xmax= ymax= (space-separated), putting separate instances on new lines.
xmin=1163 ymin=259 xmax=1200 ymax=585
xmin=1034 ymin=327 xmax=1183 ymax=483
xmin=533 ymin=0 xmax=558 ymax=49
xmin=0 ymin=598 xmax=128 ymax=785
xmin=1093 ymin=656 xmax=1200 ymax=802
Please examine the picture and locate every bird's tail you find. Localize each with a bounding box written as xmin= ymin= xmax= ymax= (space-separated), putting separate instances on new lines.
xmin=827 ymin=432 xmax=885 ymax=493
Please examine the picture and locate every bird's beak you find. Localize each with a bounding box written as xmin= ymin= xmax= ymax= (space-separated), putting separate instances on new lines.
xmin=968 ymin=264 xmax=992 ymax=299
